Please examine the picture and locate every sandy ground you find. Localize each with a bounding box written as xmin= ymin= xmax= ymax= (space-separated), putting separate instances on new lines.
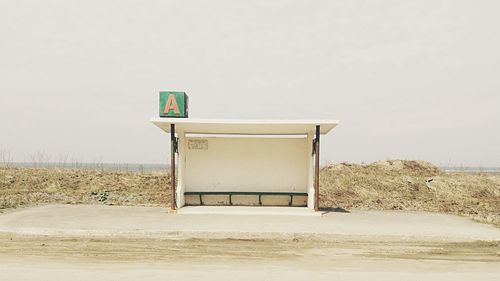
xmin=0 ymin=204 xmax=499 ymax=280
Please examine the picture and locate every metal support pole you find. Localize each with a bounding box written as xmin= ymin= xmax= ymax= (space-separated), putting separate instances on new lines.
xmin=314 ymin=125 xmax=320 ymax=212
xmin=170 ymin=124 xmax=176 ymax=210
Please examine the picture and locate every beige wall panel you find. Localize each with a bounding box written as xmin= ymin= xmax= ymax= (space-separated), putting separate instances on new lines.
xmin=185 ymin=137 xmax=308 ymax=193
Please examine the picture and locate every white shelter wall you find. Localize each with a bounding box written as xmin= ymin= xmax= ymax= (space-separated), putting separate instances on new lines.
xmin=184 ymin=137 xmax=309 ymax=193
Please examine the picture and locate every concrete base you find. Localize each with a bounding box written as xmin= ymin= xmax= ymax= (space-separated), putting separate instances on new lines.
xmin=176 ymin=206 xmax=321 ymax=216
xmin=291 ymin=195 xmax=307 ymax=206
xmin=184 ymin=195 xmax=201 ymax=205
xmin=1 ymin=205 xmax=499 ymax=240
xmin=231 ymin=195 xmax=260 ymax=206
xmin=261 ymin=195 xmax=291 ymax=206
xmin=201 ymin=195 xmax=230 ymax=205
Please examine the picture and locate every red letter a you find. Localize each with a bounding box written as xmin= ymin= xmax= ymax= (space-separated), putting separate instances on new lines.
xmin=164 ymin=94 xmax=180 ymax=115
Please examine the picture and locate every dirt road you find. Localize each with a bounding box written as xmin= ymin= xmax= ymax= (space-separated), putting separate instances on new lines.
xmin=0 ymin=205 xmax=499 ymax=280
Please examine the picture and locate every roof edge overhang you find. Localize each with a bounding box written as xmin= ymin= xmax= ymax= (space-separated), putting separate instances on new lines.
xmin=150 ymin=118 xmax=339 ymax=135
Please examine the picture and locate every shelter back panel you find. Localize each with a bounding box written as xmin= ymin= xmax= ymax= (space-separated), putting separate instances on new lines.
xmin=184 ymin=137 xmax=309 ymax=193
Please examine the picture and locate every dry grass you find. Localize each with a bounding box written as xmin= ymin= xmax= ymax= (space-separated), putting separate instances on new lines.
xmin=321 ymin=160 xmax=500 ymax=226
xmin=0 ymin=168 xmax=170 ymax=209
xmin=1 ymin=160 xmax=499 ymax=226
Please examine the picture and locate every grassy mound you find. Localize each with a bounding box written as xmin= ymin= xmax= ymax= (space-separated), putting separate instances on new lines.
xmin=0 ymin=168 xmax=169 ymax=208
xmin=321 ymin=160 xmax=499 ymax=226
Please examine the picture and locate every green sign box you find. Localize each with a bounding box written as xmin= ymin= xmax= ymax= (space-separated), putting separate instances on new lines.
xmin=159 ymin=91 xmax=189 ymax=118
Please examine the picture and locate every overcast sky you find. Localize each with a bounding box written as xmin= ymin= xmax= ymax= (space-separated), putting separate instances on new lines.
xmin=0 ymin=0 xmax=499 ymax=166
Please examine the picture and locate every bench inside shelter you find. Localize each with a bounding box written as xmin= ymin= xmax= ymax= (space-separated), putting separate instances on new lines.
xmin=184 ymin=191 xmax=308 ymax=207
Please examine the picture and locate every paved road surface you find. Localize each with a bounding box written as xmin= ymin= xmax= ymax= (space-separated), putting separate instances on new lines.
xmin=0 ymin=204 xmax=498 ymax=240
xmin=0 ymin=205 xmax=498 ymax=281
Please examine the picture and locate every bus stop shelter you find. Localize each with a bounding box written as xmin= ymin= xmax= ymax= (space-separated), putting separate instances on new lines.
xmin=151 ymin=118 xmax=339 ymax=211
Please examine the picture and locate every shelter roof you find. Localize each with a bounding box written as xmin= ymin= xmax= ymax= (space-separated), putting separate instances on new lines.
xmin=151 ymin=118 xmax=339 ymax=135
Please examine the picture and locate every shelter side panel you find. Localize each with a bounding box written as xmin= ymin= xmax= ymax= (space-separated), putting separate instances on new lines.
xmin=184 ymin=137 xmax=309 ymax=193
